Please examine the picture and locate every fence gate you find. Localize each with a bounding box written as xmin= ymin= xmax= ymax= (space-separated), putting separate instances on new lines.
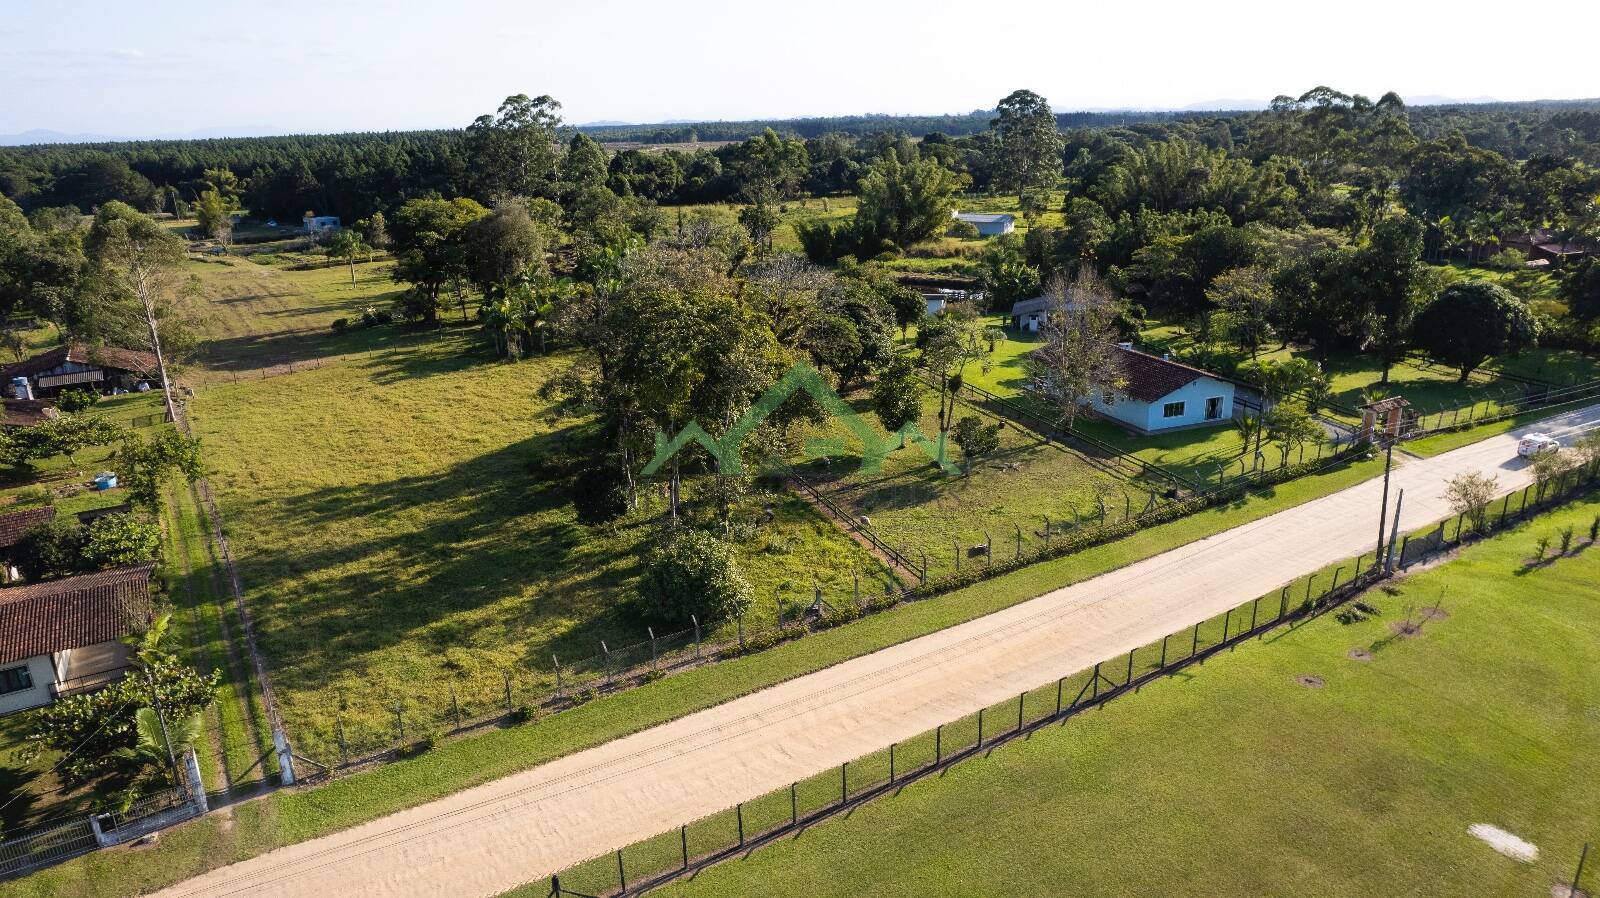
xmin=0 ymin=817 xmax=98 ymax=879
xmin=1399 ymin=522 xmax=1447 ymax=569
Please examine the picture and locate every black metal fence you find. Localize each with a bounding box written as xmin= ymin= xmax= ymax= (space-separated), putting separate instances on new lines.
xmin=536 ymin=556 xmax=1390 ymax=898
xmin=528 ymin=460 xmax=1600 ymax=897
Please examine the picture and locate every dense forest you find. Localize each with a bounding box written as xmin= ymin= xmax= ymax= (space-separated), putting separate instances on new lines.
xmin=2 ymin=92 xmax=1597 ymax=227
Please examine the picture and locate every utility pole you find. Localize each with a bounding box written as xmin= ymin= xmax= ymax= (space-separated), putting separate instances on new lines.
xmin=1374 ymin=434 xmax=1396 ymax=560
xmin=146 ymin=669 xmax=183 ymax=796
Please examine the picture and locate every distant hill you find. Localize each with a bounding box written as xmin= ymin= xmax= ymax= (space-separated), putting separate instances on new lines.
xmin=0 ymin=128 xmax=126 ymax=146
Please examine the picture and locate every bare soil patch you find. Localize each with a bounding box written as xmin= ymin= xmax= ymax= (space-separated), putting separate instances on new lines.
xmin=1295 ymin=675 xmax=1325 ymax=689
xmin=1347 ymin=647 xmax=1373 ymax=662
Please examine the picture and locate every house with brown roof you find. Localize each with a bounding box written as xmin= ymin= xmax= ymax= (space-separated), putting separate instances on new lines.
xmin=0 ymin=564 xmax=153 ymax=715
xmin=1088 ymin=344 xmax=1236 ymax=434
xmin=3 ymin=343 xmax=159 ymax=399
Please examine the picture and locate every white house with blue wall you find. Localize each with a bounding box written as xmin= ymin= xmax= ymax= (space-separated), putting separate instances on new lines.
xmin=1089 ymin=345 xmax=1235 ymax=434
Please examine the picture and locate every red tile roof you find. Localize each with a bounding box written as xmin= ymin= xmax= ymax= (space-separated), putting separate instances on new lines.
xmin=3 ymin=343 xmax=158 ymax=381
xmin=1113 ymin=345 xmax=1225 ymax=403
xmin=0 ymin=564 xmax=153 ymax=664
xmin=0 ymin=506 xmax=55 ymax=549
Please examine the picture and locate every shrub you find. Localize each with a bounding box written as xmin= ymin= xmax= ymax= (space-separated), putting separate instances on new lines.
xmin=331 ymin=317 xmax=350 ymax=334
xmin=1535 ymin=535 xmax=1550 ymax=560
xmin=83 ymin=513 xmax=161 ymax=568
xmin=1560 ymin=526 xmax=1575 ymax=554
xmin=638 ymin=527 xmax=753 ymax=624
xmin=56 ymin=388 xmax=100 ymax=414
xmin=946 ymin=220 xmax=980 ymax=239
xmin=508 ymin=705 xmax=538 ymax=724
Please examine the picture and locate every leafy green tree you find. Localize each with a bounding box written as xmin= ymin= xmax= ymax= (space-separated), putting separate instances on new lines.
xmin=193 ymin=189 xmax=232 ymax=242
xmin=737 ymin=194 xmax=781 ymax=254
xmin=84 ymin=513 xmax=162 ymax=568
xmin=13 ymin=519 xmax=89 ymax=581
xmin=1564 ymin=257 xmax=1600 ymax=321
xmin=1263 ymin=402 xmax=1323 ymax=459
xmin=638 ymin=528 xmax=753 ymax=624
xmin=886 ymin=283 xmax=925 ymax=339
xmin=1413 ymin=281 xmax=1540 ymax=381
xmin=872 ymin=356 xmax=923 ymax=446
xmin=389 ymin=197 xmax=488 ymax=324
xmin=1236 ymin=357 xmax=1320 ymax=457
xmin=465 ymin=200 xmax=548 ymax=302
xmin=22 ymin=615 xmax=217 ymax=782
xmin=1206 ymin=266 xmax=1276 ymax=357
xmin=356 ymin=211 xmax=390 ymax=256
xmin=465 ymin=94 xmax=565 ymax=200
xmin=981 ymin=236 xmax=1042 ymax=312
xmin=805 ymin=282 xmax=895 ymax=387
xmin=56 ymin=388 xmax=100 ymax=414
xmin=853 ymin=153 xmax=963 ymax=250
xmin=111 ymin=706 xmax=203 ymax=797
xmin=118 ymin=430 xmax=204 ymax=512
xmin=561 ymin=132 xmax=610 ymax=199
xmin=951 ymin=414 xmax=1002 ymax=472
xmin=326 ymin=228 xmax=368 ymax=285
xmin=990 ymin=90 xmax=1063 ymax=203
xmin=13 ymin=413 xmax=126 ymax=467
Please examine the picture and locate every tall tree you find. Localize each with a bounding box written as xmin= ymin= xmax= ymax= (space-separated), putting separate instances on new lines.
xmin=1028 ymin=269 xmax=1126 ymax=428
xmin=83 ymin=202 xmax=190 ymax=422
xmin=853 ymin=152 xmax=963 ymax=250
xmin=466 ymin=94 xmax=565 ymax=201
xmin=990 ymin=90 xmax=1063 ymax=203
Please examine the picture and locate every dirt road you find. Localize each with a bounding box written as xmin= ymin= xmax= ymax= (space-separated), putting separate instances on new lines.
xmin=156 ymin=406 xmax=1600 ymax=898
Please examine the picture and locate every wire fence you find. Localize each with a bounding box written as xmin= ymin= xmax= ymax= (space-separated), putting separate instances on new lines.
xmin=532 ymin=458 xmax=1600 ymax=898
xmin=1401 ymin=376 xmax=1600 ymax=440
xmin=303 ymin=424 xmax=1368 ymax=769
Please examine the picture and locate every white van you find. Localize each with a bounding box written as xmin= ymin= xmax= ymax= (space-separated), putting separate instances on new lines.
xmin=1517 ymin=433 xmax=1560 ymax=459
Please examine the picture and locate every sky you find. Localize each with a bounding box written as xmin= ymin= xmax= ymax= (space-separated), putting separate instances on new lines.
xmin=3 ymin=0 xmax=1599 ymax=138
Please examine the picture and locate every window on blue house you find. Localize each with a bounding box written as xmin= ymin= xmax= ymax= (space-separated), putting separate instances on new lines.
xmin=1162 ymin=401 xmax=1185 ymax=418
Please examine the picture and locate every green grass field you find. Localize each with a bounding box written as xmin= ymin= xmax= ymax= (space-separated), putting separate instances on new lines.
xmin=641 ymin=495 xmax=1600 ymax=898
xmin=8 ymin=449 xmax=1388 ymax=898
xmin=795 ymin=390 xmax=1141 ymax=578
xmin=185 ymin=327 xmax=895 ymax=761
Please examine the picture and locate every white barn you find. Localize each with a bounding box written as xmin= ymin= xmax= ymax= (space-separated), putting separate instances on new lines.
xmin=951 ymin=211 xmax=1015 ymax=236
xmin=1089 ymin=345 xmax=1236 ymax=434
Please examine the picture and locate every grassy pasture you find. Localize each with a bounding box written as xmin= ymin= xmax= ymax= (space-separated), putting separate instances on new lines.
xmin=181 ymin=258 xmax=894 ymax=759
xmin=648 ymin=496 xmax=1600 ymax=898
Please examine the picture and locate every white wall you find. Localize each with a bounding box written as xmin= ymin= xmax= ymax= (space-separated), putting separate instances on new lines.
xmin=0 ymin=655 xmax=57 ymax=715
xmin=1091 ymin=377 xmax=1235 ymax=433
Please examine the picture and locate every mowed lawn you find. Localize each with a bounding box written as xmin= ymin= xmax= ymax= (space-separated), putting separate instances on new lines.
xmin=183 ymin=257 xmax=893 ymax=761
xmin=651 ymin=496 xmax=1600 ymax=898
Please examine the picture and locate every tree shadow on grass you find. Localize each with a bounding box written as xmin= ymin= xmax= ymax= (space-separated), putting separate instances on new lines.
xmin=222 ymin=422 xmax=655 ymax=703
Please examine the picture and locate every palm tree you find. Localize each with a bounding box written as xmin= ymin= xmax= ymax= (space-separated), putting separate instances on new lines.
xmin=111 ymin=707 xmax=204 ymax=809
